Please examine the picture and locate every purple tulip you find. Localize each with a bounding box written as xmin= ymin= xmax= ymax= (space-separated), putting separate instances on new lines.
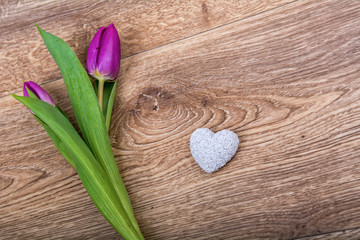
xmin=23 ymin=81 xmax=56 ymax=107
xmin=86 ymin=23 xmax=121 ymax=81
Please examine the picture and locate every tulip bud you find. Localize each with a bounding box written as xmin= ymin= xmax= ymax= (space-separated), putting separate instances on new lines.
xmin=86 ymin=23 xmax=121 ymax=81
xmin=23 ymin=81 xmax=56 ymax=107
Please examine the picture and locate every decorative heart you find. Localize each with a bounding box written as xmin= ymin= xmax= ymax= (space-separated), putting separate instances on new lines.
xmin=190 ymin=128 xmax=239 ymax=173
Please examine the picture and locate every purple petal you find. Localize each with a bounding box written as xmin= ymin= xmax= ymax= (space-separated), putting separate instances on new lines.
xmin=86 ymin=26 xmax=106 ymax=76
xmin=97 ymin=23 xmax=121 ymax=80
xmin=23 ymin=81 xmax=56 ymax=107
xmin=23 ymin=82 xmax=33 ymax=98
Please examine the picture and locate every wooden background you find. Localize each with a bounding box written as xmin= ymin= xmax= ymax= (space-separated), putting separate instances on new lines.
xmin=1 ymin=0 xmax=360 ymax=239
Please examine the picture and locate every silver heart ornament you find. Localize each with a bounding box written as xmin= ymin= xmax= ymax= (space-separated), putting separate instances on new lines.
xmin=190 ymin=128 xmax=239 ymax=173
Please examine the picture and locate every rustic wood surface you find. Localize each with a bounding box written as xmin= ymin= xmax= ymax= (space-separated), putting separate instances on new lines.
xmin=1 ymin=0 xmax=360 ymax=239
xmin=0 ymin=0 xmax=293 ymax=97
xmin=299 ymin=228 xmax=360 ymax=240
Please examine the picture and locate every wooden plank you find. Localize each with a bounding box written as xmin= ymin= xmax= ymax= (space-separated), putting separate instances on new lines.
xmin=0 ymin=0 xmax=293 ymax=97
xmin=1 ymin=0 xmax=360 ymax=239
xmin=296 ymin=228 xmax=360 ymax=240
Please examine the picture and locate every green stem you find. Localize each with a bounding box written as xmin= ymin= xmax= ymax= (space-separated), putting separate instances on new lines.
xmin=98 ymin=78 xmax=105 ymax=110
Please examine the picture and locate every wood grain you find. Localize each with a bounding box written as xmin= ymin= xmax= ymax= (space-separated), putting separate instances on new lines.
xmin=0 ymin=0 xmax=293 ymax=97
xmin=1 ymin=0 xmax=360 ymax=239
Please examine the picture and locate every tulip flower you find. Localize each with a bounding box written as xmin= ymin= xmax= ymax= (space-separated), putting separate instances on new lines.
xmin=14 ymin=25 xmax=144 ymax=240
xmin=86 ymin=23 xmax=121 ymax=81
xmin=23 ymin=81 xmax=55 ymax=107
xmin=86 ymin=23 xmax=121 ymax=110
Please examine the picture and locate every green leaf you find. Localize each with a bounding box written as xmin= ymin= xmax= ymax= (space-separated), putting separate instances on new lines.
xmin=36 ymin=25 xmax=143 ymax=239
xmin=56 ymin=105 xmax=70 ymax=121
xmin=13 ymin=95 xmax=140 ymax=239
xmin=33 ymin=114 xmax=75 ymax=167
xmin=27 ymin=86 xmax=74 ymax=166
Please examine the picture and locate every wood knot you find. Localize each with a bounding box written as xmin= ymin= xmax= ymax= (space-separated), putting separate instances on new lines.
xmin=202 ymin=2 xmax=208 ymax=14
xmin=201 ymin=96 xmax=209 ymax=107
xmin=135 ymin=87 xmax=174 ymax=114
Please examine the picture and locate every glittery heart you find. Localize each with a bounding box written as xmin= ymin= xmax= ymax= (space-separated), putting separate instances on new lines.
xmin=190 ymin=128 xmax=239 ymax=173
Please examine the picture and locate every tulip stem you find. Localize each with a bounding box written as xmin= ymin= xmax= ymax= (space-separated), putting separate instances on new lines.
xmin=98 ymin=79 xmax=105 ymax=110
